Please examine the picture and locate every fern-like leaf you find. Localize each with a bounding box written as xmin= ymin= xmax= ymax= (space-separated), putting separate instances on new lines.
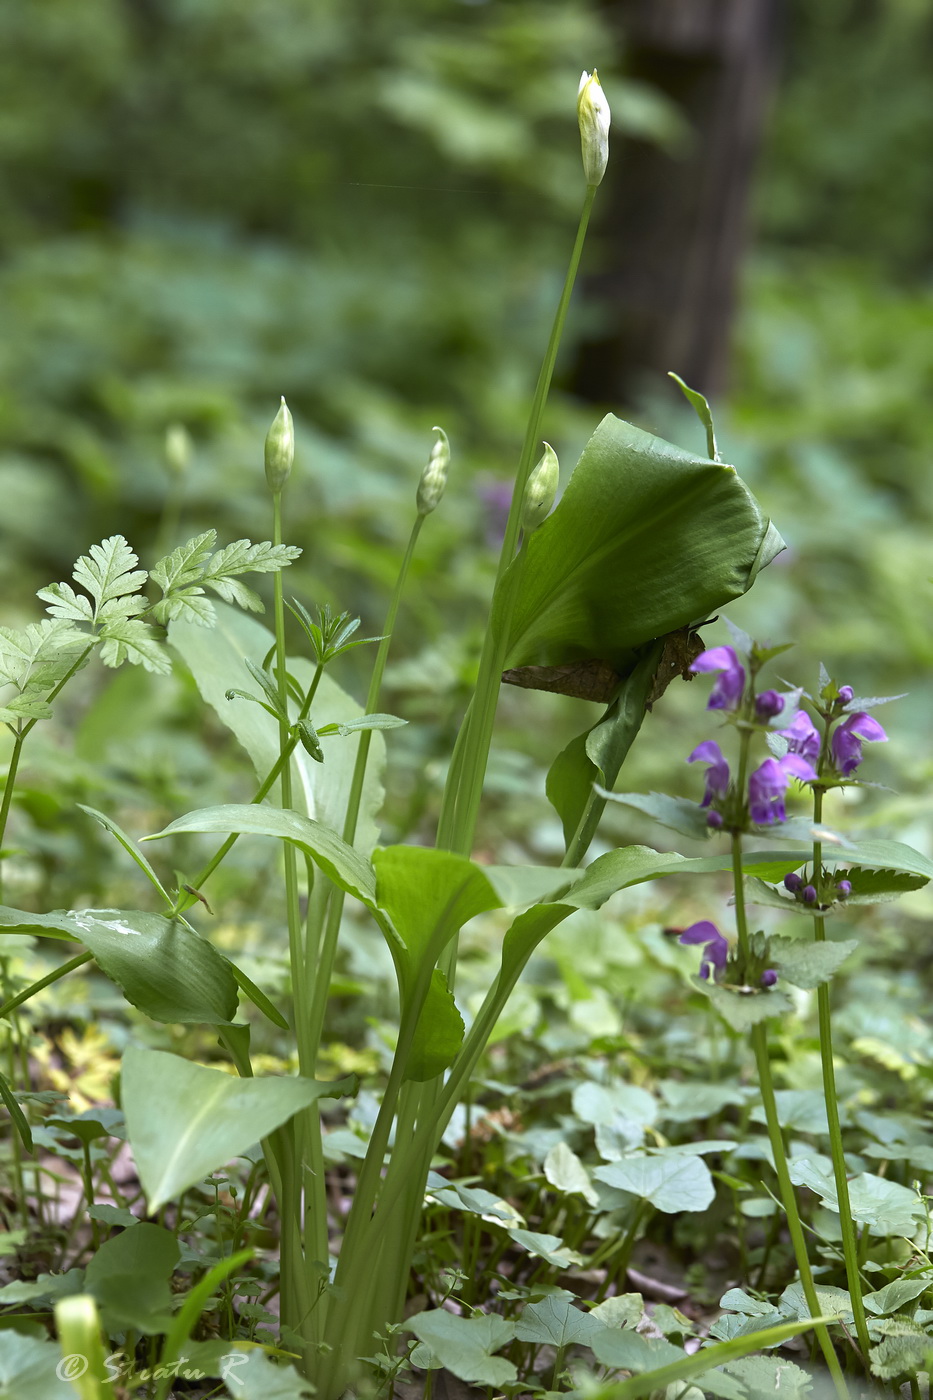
xmin=37 ymin=581 xmax=94 ymax=622
xmin=98 ymin=621 xmax=172 ymax=674
xmin=150 ymin=531 xmax=218 ymax=595
xmin=72 ymin=536 xmax=148 ymax=617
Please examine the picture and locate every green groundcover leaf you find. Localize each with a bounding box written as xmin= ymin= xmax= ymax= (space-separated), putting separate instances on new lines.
xmin=84 ymin=1222 xmax=178 ymax=1333
xmin=789 ymin=1159 xmax=926 ymax=1236
xmin=513 ymin=1295 xmax=603 ymax=1348
xmin=122 ymin=1048 xmax=355 ymax=1212
xmin=594 ymin=1153 xmax=715 ymax=1213
xmin=495 ymin=415 xmax=783 ymax=673
xmin=0 ymin=905 xmax=237 ymax=1024
xmin=768 ymin=937 xmax=858 ymax=989
xmin=0 ymin=1331 xmax=77 ymax=1400
xmin=405 ymin=1310 xmax=517 ymax=1387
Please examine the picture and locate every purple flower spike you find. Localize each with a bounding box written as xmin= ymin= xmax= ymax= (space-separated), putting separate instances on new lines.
xmin=803 ymin=885 xmax=818 ymax=904
xmin=688 ymin=740 xmax=730 ymax=808
xmin=761 ymin=969 xmax=779 ymax=988
xmin=836 ymin=879 xmax=852 ymax=898
xmin=831 ymin=712 xmax=888 ymax=777
xmin=779 ymin=711 xmax=821 ymax=763
xmin=689 ymin=646 xmax=746 ymax=712
xmin=755 ymin=690 xmax=785 ymax=721
xmin=837 ymin=685 xmax=854 ymax=704
xmin=679 ymin=921 xmax=729 ymax=981
xmin=784 ymin=872 xmax=803 ymax=893
xmin=748 ymin=753 xmax=817 ymax=825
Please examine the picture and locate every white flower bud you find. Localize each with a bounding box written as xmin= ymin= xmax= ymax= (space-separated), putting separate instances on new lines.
xmin=521 ymin=442 xmax=559 ymax=534
xmin=264 ymin=396 xmax=294 ymax=493
xmin=165 ymin=423 xmax=193 ymax=477
xmin=577 ymin=70 xmax=610 ymax=187
xmin=416 ymin=426 xmax=450 ymax=516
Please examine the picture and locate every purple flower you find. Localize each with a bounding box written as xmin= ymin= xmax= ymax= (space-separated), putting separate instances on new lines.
xmin=679 ymin=921 xmax=729 ymax=981
xmin=837 ymin=685 xmax=854 ymax=704
xmin=690 ymin=646 xmax=746 ymax=712
xmin=688 ymin=740 xmax=730 ymax=807
xmin=803 ymin=884 xmax=818 ymax=904
xmin=830 ymin=712 xmax=887 ymax=777
xmin=748 ymin=753 xmax=818 ymax=825
xmin=836 ymin=879 xmax=852 ymax=898
xmin=783 ymin=872 xmax=803 ymax=893
xmin=761 ymin=969 xmax=779 ymax=988
xmin=779 ymin=711 xmax=821 ymax=764
xmin=755 ymin=690 xmax=785 ymax=721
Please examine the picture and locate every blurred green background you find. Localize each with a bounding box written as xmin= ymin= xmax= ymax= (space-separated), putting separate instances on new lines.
xmin=1 ymin=0 xmax=932 ymax=895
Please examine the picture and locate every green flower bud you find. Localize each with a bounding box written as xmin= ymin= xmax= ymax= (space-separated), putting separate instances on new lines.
xmin=164 ymin=422 xmax=193 ymax=477
xmin=577 ymin=70 xmax=610 ymax=187
xmin=521 ymin=442 xmax=559 ymax=533
xmin=416 ymin=426 xmax=450 ymax=516
xmin=264 ymin=396 xmax=294 ymax=493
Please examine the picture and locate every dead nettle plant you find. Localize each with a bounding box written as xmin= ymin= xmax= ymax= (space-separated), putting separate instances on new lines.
xmin=0 ymin=73 xmax=813 ymax=1395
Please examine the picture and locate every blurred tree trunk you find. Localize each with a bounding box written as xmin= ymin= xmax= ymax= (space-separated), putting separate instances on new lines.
xmin=573 ymin=0 xmax=782 ymax=406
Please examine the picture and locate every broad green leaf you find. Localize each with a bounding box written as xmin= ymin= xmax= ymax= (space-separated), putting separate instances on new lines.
xmin=590 ymin=1325 xmax=685 ymax=1373
xmin=573 ymin=1080 xmax=658 ymax=1129
xmin=778 ymin=1281 xmax=853 ymax=1326
xmin=220 ymin=1347 xmax=315 ymax=1398
xmin=862 ymin=1277 xmax=930 ymax=1315
xmin=0 ymin=906 xmax=237 ymax=1024
xmin=544 ymin=1141 xmax=599 ymax=1206
xmin=700 ymin=981 xmax=796 ymax=1031
xmin=869 ymin=1331 xmax=933 ymax=1380
xmin=425 ymin=1177 xmax=523 ymax=1224
xmin=751 ymin=1091 xmax=829 ymax=1135
xmin=513 ymin=1295 xmax=603 ymax=1347
xmin=482 ymin=864 xmax=575 ymax=906
xmin=594 ymin=1153 xmax=715 ymax=1213
xmin=789 ymin=1160 xmax=925 ymax=1235
xmin=144 ymin=804 xmax=377 ymax=910
xmin=84 ymin=1222 xmax=178 ymax=1333
xmin=506 ymin=1227 xmax=583 ymax=1267
xmin=658 ymin=1080 xmax=751 ymax=1122
xmin=373 ymin=846 xmax=499 ymax=1080
xmin=405 ymin=1310 xmax=517 ymax=1387
xmin=494 ymin=415 xmax=783 ymax=674
xmin=546 ymin=642 xmax=663 ymax=854
xmin=0 ymin=1270 xmax=84 ymax=1305
xmin=769 ymin=937 xmax=858 ymax=989
xmin=122 ymin=1048 xmax=353 ymax=1212
xmin=170 ymin=604 xmax=385 ymax=854
xmin=0 ymin=1332 xmax=78 ymax=1400
xmin=825 ymin=865 xmax=930 ymax=903
xmin=723 ymin=1356 xmax=813 ymax=1399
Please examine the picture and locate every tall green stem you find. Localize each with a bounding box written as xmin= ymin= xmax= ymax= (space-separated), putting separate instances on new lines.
xmin=811 ymin=786 xmax=872 ymax=1362
xmin=435 ymin=183 xmax=597 ymax=860
xmin=733 ymin=834 xmax=848 ymax=1398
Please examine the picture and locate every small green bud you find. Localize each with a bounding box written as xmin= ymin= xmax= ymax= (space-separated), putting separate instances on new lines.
xmin=164 ymin=422 xmax=193 ymax=477
xmin=521 ymin=442 xmax=559 ymax=533
xmin=577 ymin=70 xmax=610 ymax=187
xmin=264 ymin=396 xmax=294 ymax=493
xmin=416 ymin=426 xmax=450 ymax=516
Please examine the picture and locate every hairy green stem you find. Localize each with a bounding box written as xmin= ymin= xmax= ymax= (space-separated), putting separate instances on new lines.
xmin=734 ymin=834 xmax=849 ymax=1398
xmin=811 ymin=785 xmax=872 ymax=1361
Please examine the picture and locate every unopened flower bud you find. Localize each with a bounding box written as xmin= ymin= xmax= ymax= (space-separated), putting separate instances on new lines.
xmin=761 ymin=969 xmax=778 ymax=988
xmin=577 ymin=71 xmax=610 ymax=187
xmin=265 ymin=396 xmax=294 ymax=493
xmin=836 ymin=879 xmax=852 ymax=898
xmin=706 ymin=810 xmax=724 ymax=830
xmin=837 ymin=685 xmax=854 ymax=704
xmin=165 ymin=423 xmax=193 ymax=477
xmin=755 ymin=690 xmax=785 ymax=721
xmin=784 ymin=872 xmax=803 ymax=893
xmin=803 ymin=884 xmax=818 ymax=905
xmin=416 ymin=427 xmax=450 ymax=516
xmin=521 ymin=442 xmax=559 ymax=534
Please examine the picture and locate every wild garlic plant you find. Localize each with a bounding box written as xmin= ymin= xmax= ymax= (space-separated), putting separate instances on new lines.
xmin=2 ymin=69 xmax=905 ymax=1399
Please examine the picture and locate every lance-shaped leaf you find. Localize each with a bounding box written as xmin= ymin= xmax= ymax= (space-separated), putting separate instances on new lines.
xmin=0 ymin=906 xmax=237 ymax=1024
xmin=122 ymin=1048 xmax=354 ymax=1212
xmin=373 ymin=846 xmax=501 ymax=1080
xmin=494 ymin=415 xmax=783 ymax=674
